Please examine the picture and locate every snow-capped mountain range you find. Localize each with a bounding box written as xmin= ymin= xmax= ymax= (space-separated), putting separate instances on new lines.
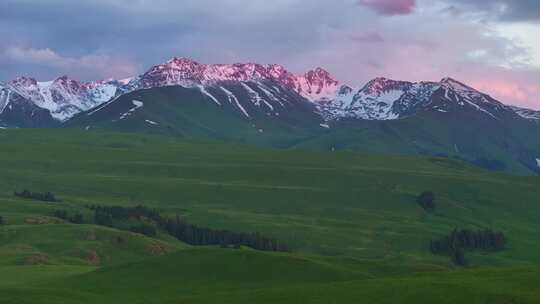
xmin=119 ymin=57 xmax=339 ymax=101
xmin=1 ymin=57 xmax=539 ymax=125
xmin=0 ymin=76 xmax=129 ymax=121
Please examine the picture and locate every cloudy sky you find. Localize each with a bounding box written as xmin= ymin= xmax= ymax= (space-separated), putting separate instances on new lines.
xmin=1 ymin=0 xmax=540 ymax=108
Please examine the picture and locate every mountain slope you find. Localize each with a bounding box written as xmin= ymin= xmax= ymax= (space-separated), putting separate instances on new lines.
xmin=65 ymin=81 xmax=325 ymax=147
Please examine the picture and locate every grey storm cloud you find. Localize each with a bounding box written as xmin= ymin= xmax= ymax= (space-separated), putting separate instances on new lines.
xmin=0 ymin=0 xmax=366 ymax=81
xmin=449 ymin=0 xmax=540 ymax=22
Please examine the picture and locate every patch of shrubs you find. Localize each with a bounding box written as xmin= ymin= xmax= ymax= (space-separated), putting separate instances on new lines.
xmin=417 ymin=191 xmax=436 ymax=211
xmin=53 ymin=210 xmax=84 ymax=224
xmin=430 ymin=229 xmax=507 ymax=266
xmin=88 ymin=204 xmax=290 ymax=253
xmin=15 ymin=190 xmax=57 ymax=202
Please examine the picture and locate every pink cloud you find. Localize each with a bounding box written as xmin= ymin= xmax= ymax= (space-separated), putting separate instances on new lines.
xmin=358 ymin=0 xmax=416 ymax=16
xmin=469 ymin=77 xmax=540 ymax=109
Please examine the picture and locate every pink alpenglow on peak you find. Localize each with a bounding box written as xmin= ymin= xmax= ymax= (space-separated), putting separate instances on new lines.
xmin=4 ymin=57 xmax=539 ymax=124
xmin=127 ymin=57 xmax=342 ymax=101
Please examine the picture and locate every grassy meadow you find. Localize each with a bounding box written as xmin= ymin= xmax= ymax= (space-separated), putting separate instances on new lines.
xmin=0 ymin=128 xmax=539 ymax=303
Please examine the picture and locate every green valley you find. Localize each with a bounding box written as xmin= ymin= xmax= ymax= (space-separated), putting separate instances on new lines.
xmin=0 ymin=129 xmax=539 ymax=303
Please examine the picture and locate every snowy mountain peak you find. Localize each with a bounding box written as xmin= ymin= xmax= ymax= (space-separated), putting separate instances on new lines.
xmin=167 ymin=57 xmax=199 ymax=65
xmin=338 ymin=85 xmax=354 ymax=96
xmin=304 ymin=68 xmax=338 ymax=87
xmin=267 ymin=64 xmax=289 ymax=77
xmin=3 ymin=74 xmax=120 ymax=121
xmin=125 ymin=57 xmax=342 ymax=102
xmin=362 ymin=77 xmax=411 ymax=94
xmin=296 ymin=67 xmax=339 ymax=100
xmin=53 ymin=75 xmax=85 ymax=92
xmin=438 ymin=77 xmax=502 ymax=105
xmin=10 ymin=76 xmax=38 ymax=87
xmin=305 ymin=67 xmax=334 ymax=80
xmin=54 ymin=75 xmax=71 ymax=82
xmin=3 ymin=57 xmax=539 ymax=126
xmin=440 ymin=77 xmax=477 ymax=93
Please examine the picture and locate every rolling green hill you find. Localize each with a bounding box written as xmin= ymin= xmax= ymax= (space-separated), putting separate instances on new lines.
xmin=1 ymin=128 xmax=540 ymax=303
xmin=63 ymin=85 xmax=540 ymax=175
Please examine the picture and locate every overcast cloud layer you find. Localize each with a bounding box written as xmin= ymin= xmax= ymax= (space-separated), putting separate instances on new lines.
xmin=1 ymin=0 xmax=539 ymax=108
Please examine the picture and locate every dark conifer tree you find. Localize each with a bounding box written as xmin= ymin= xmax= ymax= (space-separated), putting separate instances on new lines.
xmin=417 ymin=191 xmax=436 ymax=210
xmin=452 ymin=247 xmax=466 ymax=266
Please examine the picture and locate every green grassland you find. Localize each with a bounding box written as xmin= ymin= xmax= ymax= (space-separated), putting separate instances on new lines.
xmin=1 ymin=128 xmax=540 ymax=303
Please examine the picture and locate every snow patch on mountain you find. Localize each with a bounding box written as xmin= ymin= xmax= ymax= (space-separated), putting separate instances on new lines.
xmin=315 ymin=78 xmax=434 ymax=120
xmin=348 ymin=87 xmax=404 ymax=120
xmin=241 ymin=82 xmax=276 ymax=110
xmin=510 ymin=106 xmax=540 ymax=121
xmin=197 ymin=85 xmax=221 ymax=105
xmin=256 ymin=84 xmax=280 ymax=103
xmin=119 ymin=100 xmax=143 ymax=120
xmin=220 ymin=87 xmax=249 ymax=118
xmin=0 ymin=87 xmax=11 ymax=114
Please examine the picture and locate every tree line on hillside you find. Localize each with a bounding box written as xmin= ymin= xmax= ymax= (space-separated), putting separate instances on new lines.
xmin=88 ymin=205 xmax=161 ymax=228
xmin=163 ymin=215 xmax=290 ymax=252
xmin=86 ymin=204 xmax=290 ymax=252
xmin=15 ymin=189 xmax=57 ymax=202
xmin=430 ymin=229 xmax=507 ymax=266
xmin=129 ymin=223 xmax=157 ymax=237
xmin=53 ymin=210 xmax=84 ymax=224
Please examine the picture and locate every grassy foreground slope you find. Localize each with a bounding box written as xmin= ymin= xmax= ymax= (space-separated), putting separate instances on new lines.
xmin=0 ymin=128 xmax=540 ymax=303
xmin=1 ymin=250 xmax=540 ymax=304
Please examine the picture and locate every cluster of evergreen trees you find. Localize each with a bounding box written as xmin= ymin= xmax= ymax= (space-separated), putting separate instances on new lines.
xmin=0 ymin=216 xmax=3 ymax=225
xmin=129 ymin=224 xmax=157 ymax=237
xmin=430 ymin=229 xmax=507 ymax=266
xmin=87 ymin=205 xmax=161 ymax=221
xmin=53 ymin=210 xmax=84 ymax=224
xmin=87 ymin=204 xmax=289 ymax=252
xmin=417 ymin=191 xmax=436 ymax=211
xmin=15 ymin=190 xmax=57 ymax=202
xmin=87 ymin=205 xmax=160 ymax=228
xmin=163 ymin=215 xmax=290 ymax=252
